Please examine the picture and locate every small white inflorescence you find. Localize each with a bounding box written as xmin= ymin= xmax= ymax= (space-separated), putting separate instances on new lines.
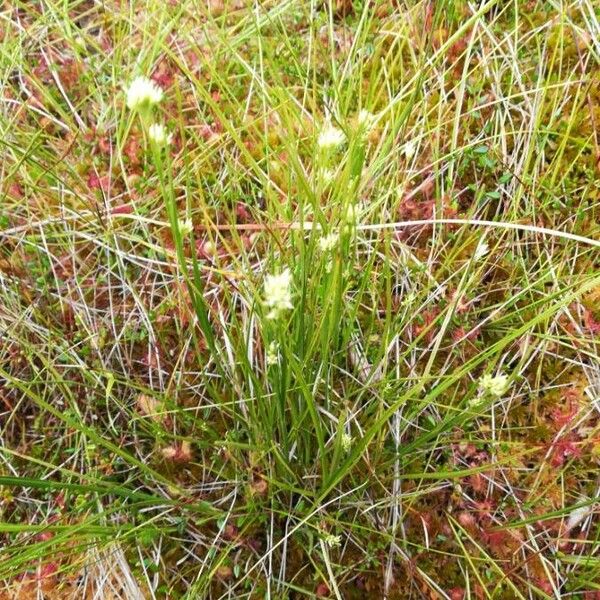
xmin=318 ymin=123 xmax=345 ymax=150
xmin=125 ymin=77 xmax=163 ymax=111
xmin=319 ymin=168 xmax=335 ymax=185
xmin=478 ymin=372 xmax=510 ymax=397
xmin=177 ymin=218 xmax=193 ymax=236
xmin=403 ymin=139 xmax=417 ymax=159
xmin=263 ymin=269 xmax=293 ymax=319
xmin=357 ymin=109 xmax=375 ymax=133
xmin=148 ymin=123 xmax=172 ymax=147
xmin=266 ymin=341 xmax=279 ymax=366
xmin=318 ymin=233 xmax=339 ymax=253
xmin=474 ymin=240 xmax=489 ymax=261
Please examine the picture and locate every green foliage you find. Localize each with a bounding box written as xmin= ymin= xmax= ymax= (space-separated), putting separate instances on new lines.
xmin=0 ymin=0 xmax=599 ymax=597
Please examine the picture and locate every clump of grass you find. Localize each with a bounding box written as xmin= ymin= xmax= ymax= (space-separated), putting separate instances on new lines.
xmin=1 ymin=1 xmax=600 ymax=598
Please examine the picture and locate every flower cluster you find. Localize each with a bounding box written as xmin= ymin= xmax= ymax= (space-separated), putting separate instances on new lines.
xmin=474 ymin=240 xmax=489 ymax=261
xmin=263 ymin=269 xmax=293 ymax=319
xmin=177 ymin=218 xmax=193 ymax=236
xmin=148 ymin=123 xmax=172 ymax=147
xmin=266 ymin=341 xmax=279 ymax=366
xmin=341 ymin=432 xmax=353 ymax=453
xmin=478 ymin=372 xmax=510 ymax=397
xmin=318 ymin=232 xmax=339 ymax=253
xmin=322 ymin=533 xmax=341 ymax=548
xmin=357 ymin=109 xmax=376 ymax=136
xmin=318 ymin=123 xmax=345 ymax=150
xmin=403 ymin=139 xmax=417 ymax=159
xmin=125 ymin=76 xmax=172 ymax=149
xmin=125 ymin=76 xmax=163 ymax=111
xmin=318 ymin=110 xmax=375 ymax=151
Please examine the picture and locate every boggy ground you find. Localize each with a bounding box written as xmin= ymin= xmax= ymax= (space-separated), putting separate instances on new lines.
xmin=1 ymin=0 xmax=600 ymax=598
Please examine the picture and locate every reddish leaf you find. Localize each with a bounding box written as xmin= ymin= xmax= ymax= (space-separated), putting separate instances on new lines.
xmin=111 ymin=204 xmax=134 ymax=215
xmin=87 ymin=172 xmax=109 ymax=193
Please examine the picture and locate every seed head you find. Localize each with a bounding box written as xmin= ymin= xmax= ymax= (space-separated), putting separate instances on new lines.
xmin=322 ymin=533 xmax=341 ymax=548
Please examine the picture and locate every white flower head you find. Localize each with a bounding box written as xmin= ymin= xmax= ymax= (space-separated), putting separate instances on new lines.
xmin=318 ymin=232 xmax=339 ymax=253
xmin=479 ymin=372 xmax=510 ymax=398
xmin=148 ymin=123 xmax=172 ymax=147
xmin=403 ymin=139 xmax=417 ymax=159
xmin=178 ymin=218 xmax=193 ymax=236
xmin=318 ymin=123 xmax=345 ymax=150
xmin=263 ymin=268 xmax=293 ymax=319
xmin=357 ymin=109 xmax=376 ymax=133
xmin=125 ymin=76 xmax=163 ymax=111
xmin=266 ymin=341 xmax=279 ymax=366
xmin=474 ymin=240 xmax=489 ymax=261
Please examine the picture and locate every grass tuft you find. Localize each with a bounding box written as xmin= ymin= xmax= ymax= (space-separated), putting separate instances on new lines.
xmin=1 ymin=0 xmax=600 ymax=598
